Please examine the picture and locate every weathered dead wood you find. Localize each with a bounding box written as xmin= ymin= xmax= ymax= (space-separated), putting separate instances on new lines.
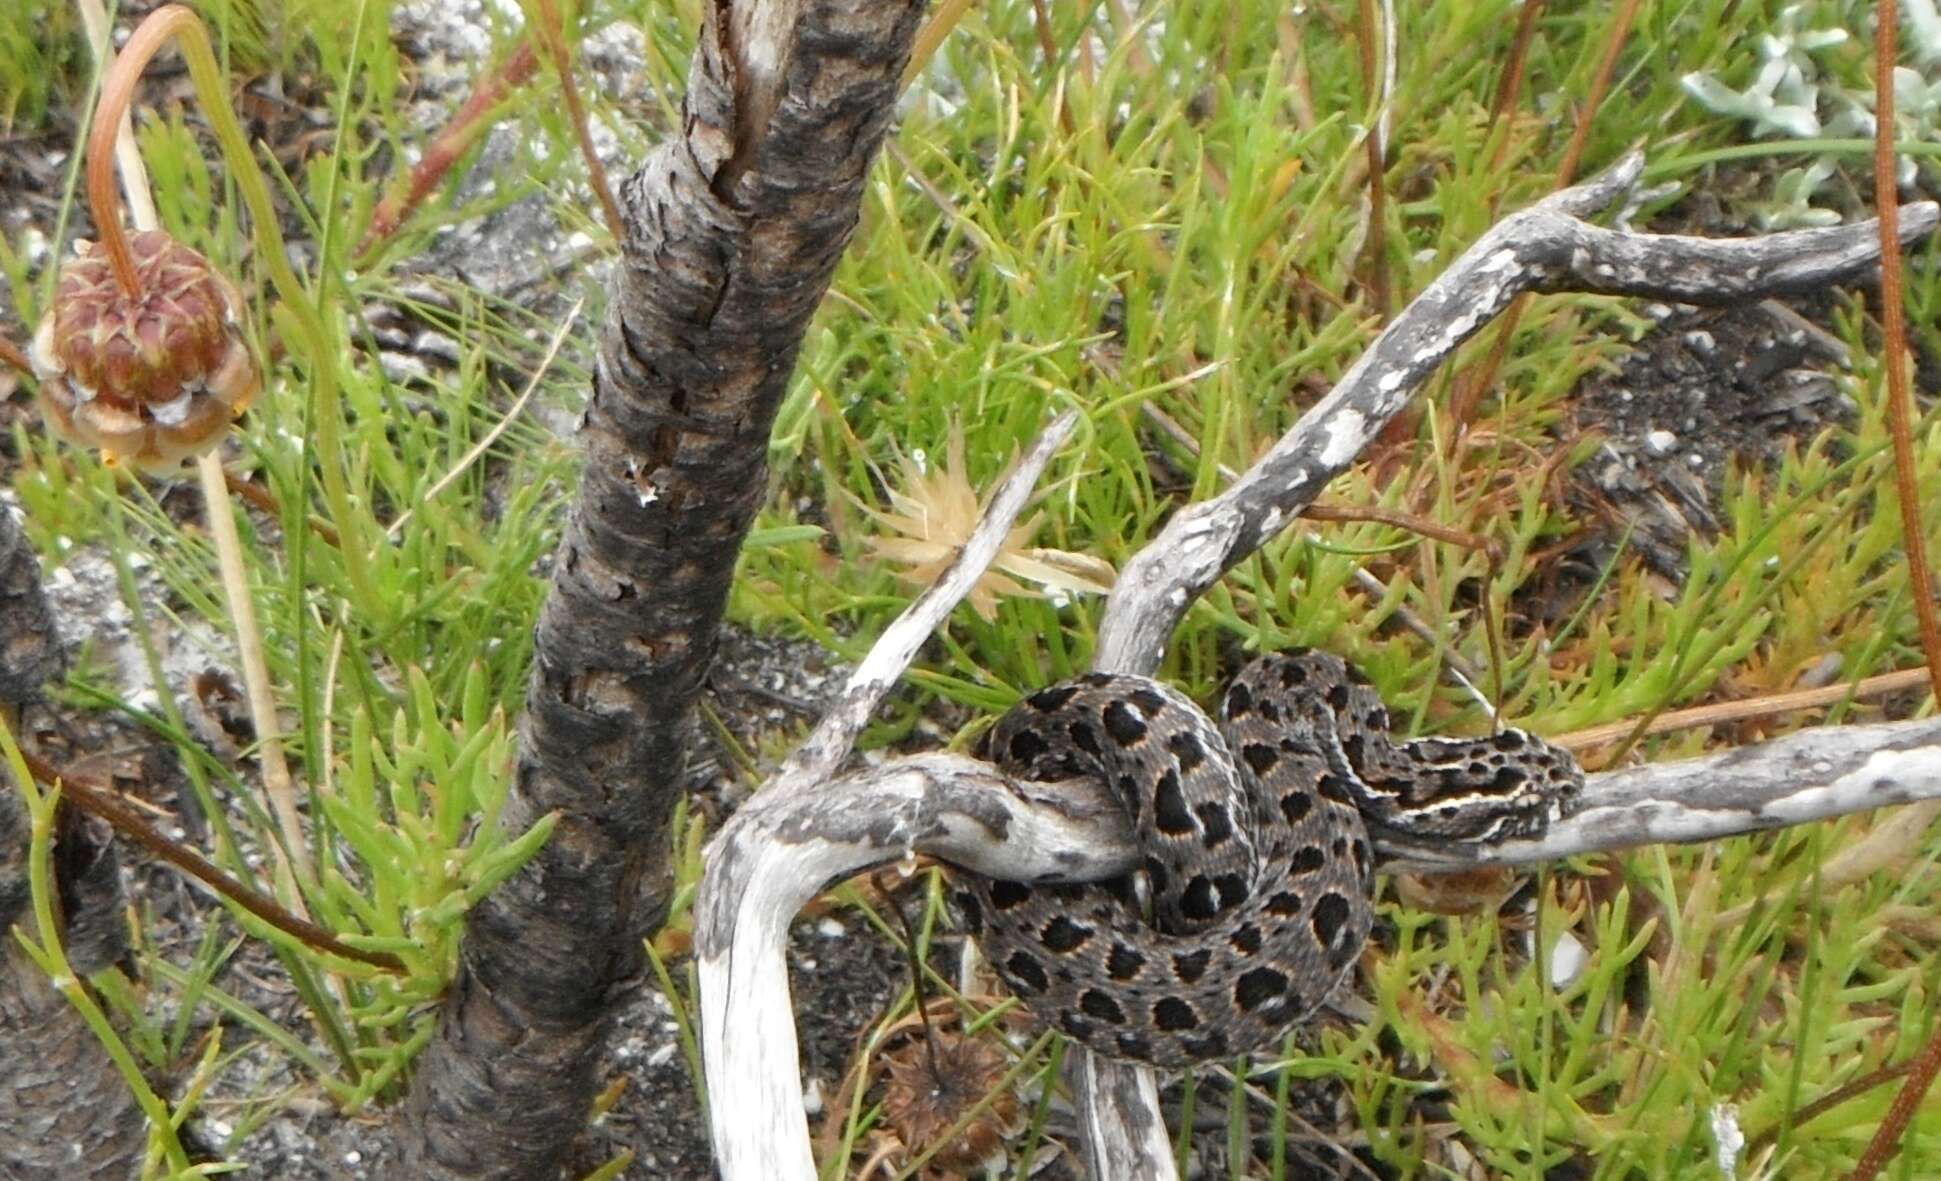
xmin=700 ymin=412 xmax=1080 ymax=1179
xmin=696 ymin=155 xmax=1941 ymax=1181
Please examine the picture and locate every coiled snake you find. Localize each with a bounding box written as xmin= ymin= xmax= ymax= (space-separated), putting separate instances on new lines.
xmin=954 ymin=649 xmax=1583 ymax=1068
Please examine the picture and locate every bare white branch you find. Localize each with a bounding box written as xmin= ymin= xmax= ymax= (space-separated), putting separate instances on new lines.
xmin=699 ymin=413 xmax=1079 ymax=1181
xmin=701 ymin=710 xmax=1941 ymax=1177
xmin=696 ymin=151 xmax=1941 ymax=1181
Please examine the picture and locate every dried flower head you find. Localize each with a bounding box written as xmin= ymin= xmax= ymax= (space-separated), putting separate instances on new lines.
xmin=880 ymin=1032 xmax=1018 ymax=1174
xmin=30 ymin=230 xmax=258 ymax=471
xmin=862 ymin=426 xmax=1115 ymax=620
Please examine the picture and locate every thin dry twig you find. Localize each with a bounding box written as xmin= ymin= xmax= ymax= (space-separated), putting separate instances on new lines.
xmin=529 ymin=0 xmax=625 ymax=244
xmin=699 ymin=413 xmax=1079 ymax=1181
xmin=1555 ymin=667 xmax=1934 ymax=753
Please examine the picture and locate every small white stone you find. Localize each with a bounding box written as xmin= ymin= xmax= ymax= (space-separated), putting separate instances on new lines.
xmin=1709 ymin=1103 xmax=1744 ymax=1179
xmin=802 ymin=1077 xmax=824 ymax=1116
xmin=816 ymin=916 xmax=845 ymax=938
xmin=1548 ymin=931 xmax=1588 ymax=989
xmin=1645 ymin=429 xmax=1678 ymax=456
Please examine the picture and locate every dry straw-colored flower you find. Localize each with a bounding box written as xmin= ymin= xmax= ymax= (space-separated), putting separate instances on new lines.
xmin=31 ymin=230 xmax=258 ymax=471
xmin=862 ymin=426 xmax=1114 ymax=619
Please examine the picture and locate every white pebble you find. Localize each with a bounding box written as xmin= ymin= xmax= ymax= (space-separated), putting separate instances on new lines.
xmin=1548 ymin=931 xmax=1588 ymax=989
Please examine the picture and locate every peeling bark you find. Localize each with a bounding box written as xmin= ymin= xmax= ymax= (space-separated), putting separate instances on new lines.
xmin=392 ymin=0 xmax=926 ymax=1175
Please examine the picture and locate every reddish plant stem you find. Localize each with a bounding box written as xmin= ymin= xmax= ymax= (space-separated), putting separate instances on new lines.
xmin=82 ymin=7 xmax=213 ymax=296
xmin=1485 ymin=0 xmax=1547 ymax=170
xmin=529 ymin=0 xmax=625 ymax=244
xmin=1355 ymin=0 xmax=1391 ymax=322
xmin=1843 ymin=2 xmax=1941 ymax=1175
xmin=1746 ymin=1061 xmax=1912 ymax=1156
xmin=359 ymin=40 xmax=540 ymax=255
xmin=8 ymin=748 xmax=404 ymax=971
xmin=1446 ymin=0 xmax=1641 ymax=435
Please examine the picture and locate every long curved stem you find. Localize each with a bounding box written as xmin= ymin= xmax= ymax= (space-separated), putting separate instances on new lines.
xmin=82 ymin=3 xmax=322 ymax=902
xmin=93 ymin=3 xmax=378 ymax=612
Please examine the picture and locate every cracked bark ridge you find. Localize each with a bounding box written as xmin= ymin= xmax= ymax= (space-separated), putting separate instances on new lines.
xmin=0 ymin=503 xmax=63 ymax=703
xmin=1 ymin=503 xmax=144 ymax=1180
xmin=394 ymin=0 xmax=926 ymax=1176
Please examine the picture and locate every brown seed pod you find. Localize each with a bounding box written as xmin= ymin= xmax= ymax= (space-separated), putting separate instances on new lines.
xmin=30 ymin=230 xmax=258 ymax=471
xmin=879 ymin=1031 xmax=1018 ymax=1175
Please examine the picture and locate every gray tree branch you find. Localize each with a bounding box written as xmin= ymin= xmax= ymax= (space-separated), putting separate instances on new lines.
xmin=695 ymin=154 xmax=1941 ymax=1181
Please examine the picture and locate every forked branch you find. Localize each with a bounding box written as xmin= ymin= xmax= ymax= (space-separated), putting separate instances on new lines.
xmin=696 ymin=156 xmax=1941 ymax=1181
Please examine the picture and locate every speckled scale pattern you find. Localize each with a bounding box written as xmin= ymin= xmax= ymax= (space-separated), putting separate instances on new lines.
xmin=955 ymin=649 xmax=1583 ymax=1069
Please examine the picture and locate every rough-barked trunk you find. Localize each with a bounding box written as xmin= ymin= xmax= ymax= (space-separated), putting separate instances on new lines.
xmin=394 ymin=1 xmax=926 ymax=1175
xmin=0 ymin=502 xmax=146 ymax=1180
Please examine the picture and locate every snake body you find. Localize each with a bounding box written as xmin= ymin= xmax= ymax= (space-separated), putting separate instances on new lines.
xmin=954 ymin=649 xmax=1582 ymax=1068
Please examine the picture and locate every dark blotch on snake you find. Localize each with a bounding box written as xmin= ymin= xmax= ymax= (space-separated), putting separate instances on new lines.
xmin=1027 ymin=684 xmax=1080 ymax=711
xmin=1080 ymin=989 xmax=1128 ymax=1024
xmin=1195 ymin=801 xmax=1234 ymax=847
xmin=1180 ymin=875 xmax=1221 ymax=920
xmin=1129 ymin=686 xmax=1169 ymax=714
xmin=1235 ymin=967 xmax=1290 ymax=1011
xmin=1152 ymin=768 xmax=1195 ymax=835
xmin=1491 ymin=765 xmax=1529 ymax=793
xmin=955 ymin=891 xmax=983 ymax=933
xmin=1182 ymin=1031 xmax=1228 ymax=1059
xmin=1040 ymin=915 xmax=1092 ymax=953
xmin=1069 ymin=721 xmax=1102 ymax=756
xmin=1265 ymin=890 xmax=1303 ymax=916
xmin=1171 ymin=948 xmax=1212 ymax=984
xmin=1312 ymin=892 xmax=1353 ymax=947
xmin=1007 ymin=728 xmax=1049 ymax=764
xmin=988 ymin=879 xmax=1032 ymax=910
xmin=1102 ymin=700 xmax=1148 ymax=745
xmin=1241 ymin=742 xmax=1280 ymax=776
xmin=1005 ymin=952 xmax=1049 ymax=994
xmin=1167 ymin=730 xmax=1207 ymax=773
xmin=1287 ymin=845 xmax=1325 ymax=874
xmin=1213 ymin=873 xmax=1248 ymax=910
xmin=1316 ymin=772 xmax=1356 ymax=805
xmin=1231 ymin=923 xmax=1263 ymax=955
xmin=1106 ymin=944 xmax=1147 ymax=981
xmin=1280 ymin=790 xmax=1313 ymax=824
xmin=1154 ymin=997 xmax=1199 ymax=1031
